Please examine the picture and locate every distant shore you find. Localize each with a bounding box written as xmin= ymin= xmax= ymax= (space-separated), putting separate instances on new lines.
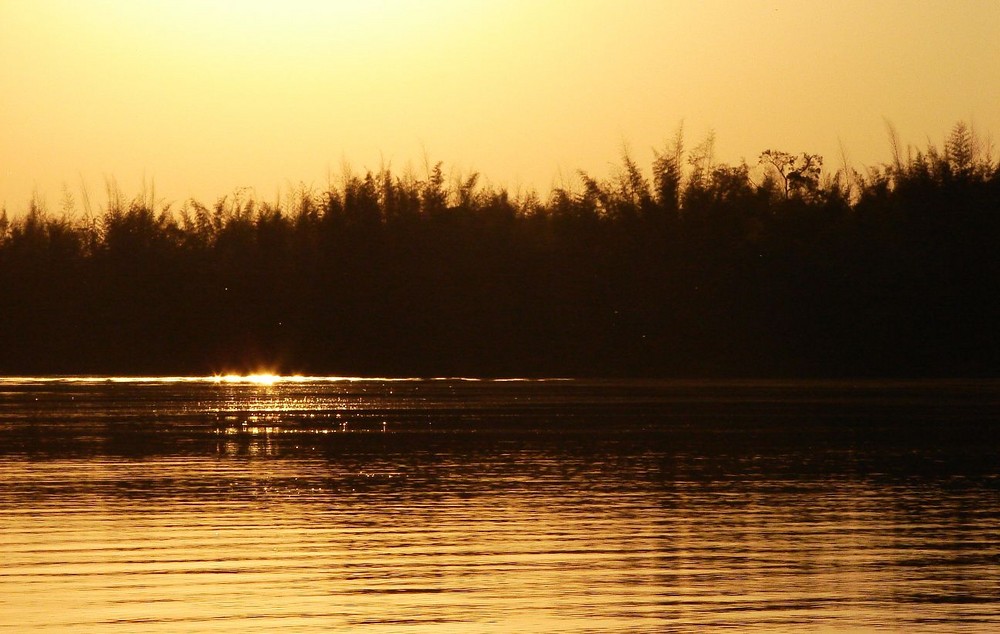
xmin=2 ymin=123 xmax=997 ymax=378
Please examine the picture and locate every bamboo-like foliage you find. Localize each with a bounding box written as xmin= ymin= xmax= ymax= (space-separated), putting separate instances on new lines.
xmin=1 ymin=124 xmax=998 ymax=376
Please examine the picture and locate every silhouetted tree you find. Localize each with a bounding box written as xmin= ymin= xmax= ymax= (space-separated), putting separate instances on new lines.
xmin=1 ymin=123 xmax=997 ymax=376
xmin=758 ymin=150 xmax=823 ymax=200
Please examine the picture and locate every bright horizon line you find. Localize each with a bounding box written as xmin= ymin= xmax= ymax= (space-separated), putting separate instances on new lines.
xmin=0 ymin=376 xmax=991 ymax=387
xmin=0 ymin=375 xmax=570 ymax=385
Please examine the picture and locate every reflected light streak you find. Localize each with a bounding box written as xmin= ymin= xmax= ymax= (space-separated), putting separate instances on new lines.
xmin=0 ymin=376 xmax=570 ymax=384
xmin=214 ymin=373 xmax=282 ymax=386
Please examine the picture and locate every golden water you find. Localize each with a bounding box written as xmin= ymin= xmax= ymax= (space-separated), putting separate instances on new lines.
xmin=1 ymin=379 xmax=997 ymax=632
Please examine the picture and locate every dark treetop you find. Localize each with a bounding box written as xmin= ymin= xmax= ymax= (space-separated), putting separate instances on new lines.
xmin=2 ymin=123 xmax=998 ymax=377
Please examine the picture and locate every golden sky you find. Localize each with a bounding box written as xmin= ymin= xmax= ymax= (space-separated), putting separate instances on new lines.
xmin=2 ymin=0 xmax=998 ymax=211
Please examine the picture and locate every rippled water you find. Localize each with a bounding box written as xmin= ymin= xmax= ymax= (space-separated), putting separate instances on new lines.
xmin=1 ymin=378 xmax=998 ymax=632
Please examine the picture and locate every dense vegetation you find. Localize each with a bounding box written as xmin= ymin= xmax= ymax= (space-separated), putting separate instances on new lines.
xmin=2 ymin=123 xmax=998 ymax=377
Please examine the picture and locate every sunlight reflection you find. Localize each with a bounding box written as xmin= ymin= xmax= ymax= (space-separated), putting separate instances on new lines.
xmin=0 ymin=376 xmax=570 ymax=384
xmin=214 ymin=373 xmax=282 ymax=386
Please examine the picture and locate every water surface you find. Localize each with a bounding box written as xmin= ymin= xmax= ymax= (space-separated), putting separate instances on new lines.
xmin=1 ymin=378 xmax=998 ymax=632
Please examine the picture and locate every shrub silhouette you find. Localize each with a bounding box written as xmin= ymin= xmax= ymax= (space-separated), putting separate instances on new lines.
xmin=1 ymin=123 xmax=998 ymax=377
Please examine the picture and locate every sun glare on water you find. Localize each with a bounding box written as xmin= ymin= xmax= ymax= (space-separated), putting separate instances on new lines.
xmin=214 ymin=373 xmax=286 ymax=386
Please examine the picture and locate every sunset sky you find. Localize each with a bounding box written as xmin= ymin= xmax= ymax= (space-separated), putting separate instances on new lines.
xmin=2 ymin=0 xmax=998 ymax=212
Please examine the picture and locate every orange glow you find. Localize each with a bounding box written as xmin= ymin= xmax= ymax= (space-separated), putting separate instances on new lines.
xmin=1 ymin=1 xmax=998 ymax=210
xmin=213 ymin=373 xmax=290 ymax=385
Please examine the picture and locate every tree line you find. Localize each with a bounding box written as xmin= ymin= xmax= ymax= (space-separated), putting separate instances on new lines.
xmin=1 ymin=123 xmax=998 ymax=377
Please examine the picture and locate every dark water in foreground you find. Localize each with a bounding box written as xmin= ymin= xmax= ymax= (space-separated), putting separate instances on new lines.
xmin=0 ymin=378 xmax=998 ymax=632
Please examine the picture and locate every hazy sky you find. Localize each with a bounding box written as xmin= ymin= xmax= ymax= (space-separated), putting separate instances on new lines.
xmin=2 ymin=0 xmax=998 ymax=211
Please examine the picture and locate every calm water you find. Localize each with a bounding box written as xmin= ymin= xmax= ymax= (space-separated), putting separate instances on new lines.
xmin=1 ymin=378 xmax=998 ymax=632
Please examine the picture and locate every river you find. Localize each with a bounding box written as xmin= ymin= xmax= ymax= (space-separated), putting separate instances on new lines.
xmin=1 ymin=377 xmax=997 ymax=632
